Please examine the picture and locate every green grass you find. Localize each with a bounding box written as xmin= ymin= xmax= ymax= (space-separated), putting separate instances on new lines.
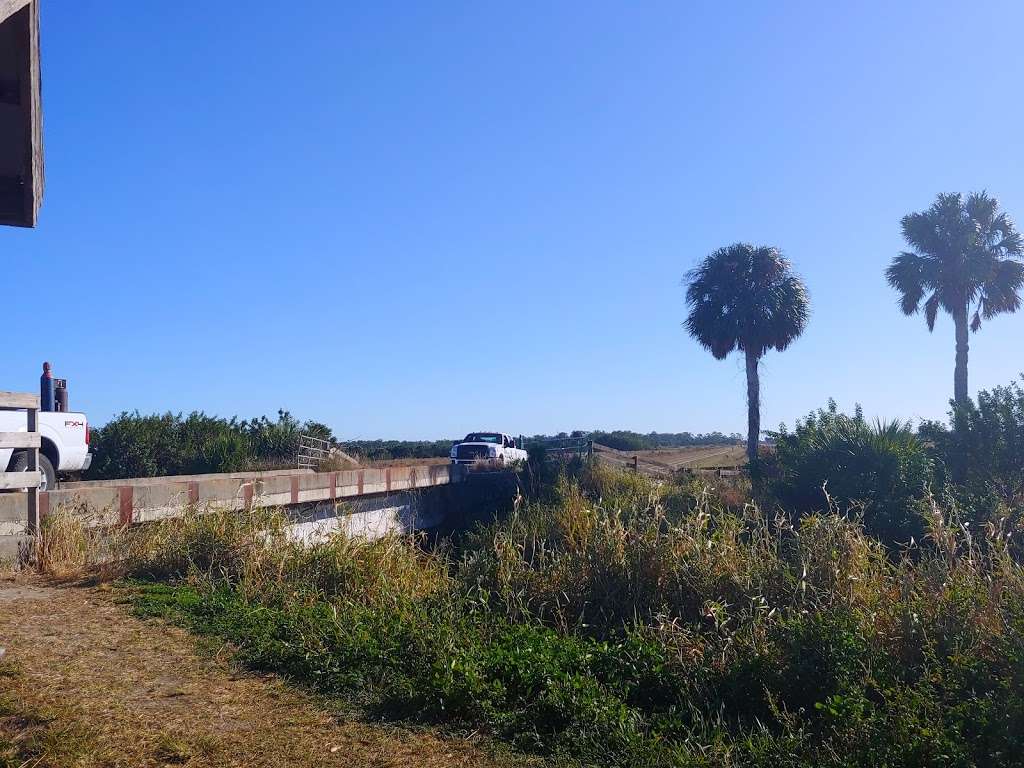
xmin=82 ymin=464 xmax=1024 ymax=766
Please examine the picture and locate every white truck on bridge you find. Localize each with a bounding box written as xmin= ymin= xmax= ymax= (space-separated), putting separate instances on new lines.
xmin=450 ymin=432 xmax=528 ymax=467
xmin=0 ymin=410 xmax=91 ymax=491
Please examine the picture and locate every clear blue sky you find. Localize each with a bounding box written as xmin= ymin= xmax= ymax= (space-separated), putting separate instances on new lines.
xmin=3 ymin=1 xmax=1023 ymax=440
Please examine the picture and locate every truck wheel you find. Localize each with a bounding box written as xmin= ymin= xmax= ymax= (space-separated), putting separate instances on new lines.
xmin=10 ymin=451 xmax=57 ymax=492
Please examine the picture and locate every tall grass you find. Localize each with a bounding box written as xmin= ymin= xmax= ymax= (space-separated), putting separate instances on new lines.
xmin=41 ymin=466 xmax=1024 ymax=766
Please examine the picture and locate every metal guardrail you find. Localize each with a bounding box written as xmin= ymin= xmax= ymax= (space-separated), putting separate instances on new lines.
xmin=0 ymin=390 xmax=40 ymax=533
xmin=297 ymin=433 xmax=331 ymax=470
xmin=534 ymin=436 xmax=594 ymax=460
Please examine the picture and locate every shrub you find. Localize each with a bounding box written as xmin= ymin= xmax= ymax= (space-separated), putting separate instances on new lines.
xmin=769 ymin=401 xmax=933 ymax=545
xmin=924 ymin=377 xmax=1024 ymax=508
xmin=86 ymin=410 xmax=332 ymax=480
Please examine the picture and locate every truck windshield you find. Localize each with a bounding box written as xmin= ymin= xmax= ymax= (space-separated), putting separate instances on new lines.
xmin=464 ymin=433 xmax=502 ymax=444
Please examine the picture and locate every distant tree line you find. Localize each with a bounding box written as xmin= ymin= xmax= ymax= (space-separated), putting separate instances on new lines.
xmin=82 ymin=414 xmax=743 ymax=480
xmin=577 ymin=430 xmax=741 ymax=452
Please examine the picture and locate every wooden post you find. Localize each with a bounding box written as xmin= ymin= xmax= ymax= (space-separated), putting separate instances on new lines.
xmin=26 ymin=402 xmax=38 ymax=534
xmin=0 ymin=392 xmax=42 ymax=560
xmin=632 ymin=455 xmax=639 ymax=473
xmin=0 ymin=0 xmax=44 ymax=228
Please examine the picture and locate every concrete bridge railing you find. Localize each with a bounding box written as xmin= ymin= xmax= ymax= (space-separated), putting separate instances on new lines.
xmin=0 ymin=464 xmax=466 ymax=561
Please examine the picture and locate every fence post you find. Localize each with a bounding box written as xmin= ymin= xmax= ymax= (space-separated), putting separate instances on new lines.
xmin=0 ymin=392 xmax=42 ymax=563
xmin=26 ymin=403 xmax=38 ymax=535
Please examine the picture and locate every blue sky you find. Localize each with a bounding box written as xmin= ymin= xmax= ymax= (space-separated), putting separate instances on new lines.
xmin=3 ymin=1 xmax=1023 ymax=439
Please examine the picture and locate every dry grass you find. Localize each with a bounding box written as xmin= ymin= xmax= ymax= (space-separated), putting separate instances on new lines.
xmin=0 ymin=578 xmax=531 ymax=768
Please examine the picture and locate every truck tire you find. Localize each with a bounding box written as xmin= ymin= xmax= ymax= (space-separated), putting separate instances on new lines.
xmin=10 ymin=451 xmax=57 ymax=492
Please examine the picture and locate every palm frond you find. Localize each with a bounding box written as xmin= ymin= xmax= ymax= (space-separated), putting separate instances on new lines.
xmin=888 ymin=190 xmax=1024 ymax=332
xmin=924 ymin=292 xmax=940 ymax=331
xmin=886 ymin=252 xmax=926 ymax=314
xmin=980 ymin=259 xmax=1024 ymax=320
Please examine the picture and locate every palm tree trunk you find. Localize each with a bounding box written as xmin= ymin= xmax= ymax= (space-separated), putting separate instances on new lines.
xmin=953 ymin=304 xmax=969 ymax=404
xmin=745 ymin=349 xmax=760 ymax=476
xmin=951 ymin=304 xmax=971 ymax=484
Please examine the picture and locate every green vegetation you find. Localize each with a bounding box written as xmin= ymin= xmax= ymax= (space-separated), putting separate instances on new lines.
xmin=85 ymin=410 xmax=331 ymax=480
xmin=769 ymin=401 xmax=933 ymax=544
xmin=886 ymin=191 xmax=1023 ymax=405
xmin=918 ymin=377 xmax=1024 ymax=521
xmin=84 ymin=413 xmax=744 ymax=480
xmin=340 ymin=439 xmax=457 ymax=461
xmin=684 ymin=243 xmax=810 ymax=476
xmin=101 ymin=453 xmax=1024 ymax=768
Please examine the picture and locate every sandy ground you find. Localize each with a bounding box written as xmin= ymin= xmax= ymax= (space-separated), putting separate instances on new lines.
xmin=0 ymin=577 xmax=526 ymax=768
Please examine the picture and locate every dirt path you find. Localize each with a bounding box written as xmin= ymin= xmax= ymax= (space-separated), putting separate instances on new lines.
xmin=0 ymin=578 xmax=523 ymax=768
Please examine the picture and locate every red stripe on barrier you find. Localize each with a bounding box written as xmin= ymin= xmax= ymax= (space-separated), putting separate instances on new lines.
xmin=329 ymin=472 xmax=337 ymax=501
xmin=290 ymin=476 xmax=299 ymax=505
xmin=357 ymin=470 xmax=364 ymax=495
xmin=119 ymin=486 xmax=133 ymax=526
xmin=188 ymin=481 xmax=199 ymax=505
xmin=243 ymin=483 xmax=253 ymax=509
xmin=38 ymin=491 xmax=49 ymax=521
xmin=385 ymin=468 xmax=391 ymax=493
xmin=410 ymin=468 xmax=417 ymax=488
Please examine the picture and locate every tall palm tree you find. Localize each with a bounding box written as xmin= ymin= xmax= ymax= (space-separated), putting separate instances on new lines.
xmin=886 ymin=191 xmax=1024 ymax=405
xmin=685 ymin=243 xmax=810 ymax=474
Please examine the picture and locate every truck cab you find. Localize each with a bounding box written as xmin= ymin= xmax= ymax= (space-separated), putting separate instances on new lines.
xmin=2 ymin=365 xmax=93 ymax=491
xmin=0 ymin=410 xmax=91 ymax=491
xmin=450 ymin=432 xmax=528 ymax=467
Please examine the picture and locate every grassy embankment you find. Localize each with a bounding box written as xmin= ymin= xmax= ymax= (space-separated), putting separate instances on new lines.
xmin=36 ymin=464 xmax=1024 ymax=767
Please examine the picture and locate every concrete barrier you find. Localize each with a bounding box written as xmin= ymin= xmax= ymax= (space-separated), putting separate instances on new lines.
xmin=0 ymin=464 xmax=468 ymax=561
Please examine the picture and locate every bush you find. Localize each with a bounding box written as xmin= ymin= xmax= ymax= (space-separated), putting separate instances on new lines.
xmin=922 ymin=377 xmax=1024 ymax=508
xmin=86 ymin=410 xmax=332 ymax=480
xmin=769 ymin=401 xmax=933 ymax=545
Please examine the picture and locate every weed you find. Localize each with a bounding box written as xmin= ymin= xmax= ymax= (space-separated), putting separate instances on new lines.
xmin=100 ymin=464 xmax=1024 ymax=766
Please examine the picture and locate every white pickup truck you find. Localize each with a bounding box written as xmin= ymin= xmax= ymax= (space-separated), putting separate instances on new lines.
xmin=450 ymin=432 xmax=528 ymax=467
xmin=0 ymin=411 xmax=91 ymax=491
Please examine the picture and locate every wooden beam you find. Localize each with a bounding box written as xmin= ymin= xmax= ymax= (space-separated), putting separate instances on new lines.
xmin=0 ymin=0 xmax=30 ymax=25
xmin=25 ymin=406 xmax=38 ymax=536
xmin=0 ymin=0 xmax=43 ymax=227
xmin=0 ymin=431 xmax=39 ymax=449
xmin=0 ymin=470 xmax=39 ymax=490
xmin=0 ymin=391 xmax=39 ymax=409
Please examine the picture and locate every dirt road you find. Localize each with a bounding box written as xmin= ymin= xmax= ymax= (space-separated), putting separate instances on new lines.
xmin=0 ymin=578 xmax=522 ymax=768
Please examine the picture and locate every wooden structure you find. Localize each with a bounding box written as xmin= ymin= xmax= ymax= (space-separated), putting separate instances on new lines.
xmin=0 ymin=0 xmax=43 ymax=227
xmin=0 ymin=391 xmax=40 ymax=537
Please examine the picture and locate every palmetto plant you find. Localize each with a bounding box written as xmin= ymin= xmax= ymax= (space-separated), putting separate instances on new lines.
xmin=685 ymin=243 xmax=810 ymax=474
xmin=770 ymin=402 xmax=932 ymax=544
xmin=886 ymin=191 xmax=1024 ymax=404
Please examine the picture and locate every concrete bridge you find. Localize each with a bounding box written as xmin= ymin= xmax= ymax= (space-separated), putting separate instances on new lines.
xmin=0 ymin=463 xmax=500 ymax=563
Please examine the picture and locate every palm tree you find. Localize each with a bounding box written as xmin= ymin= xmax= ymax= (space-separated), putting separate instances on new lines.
xmin=886 ymin=192 xmax=1024 ymax=405
xmin=685 ymin=243 xmax=810 ymax=475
